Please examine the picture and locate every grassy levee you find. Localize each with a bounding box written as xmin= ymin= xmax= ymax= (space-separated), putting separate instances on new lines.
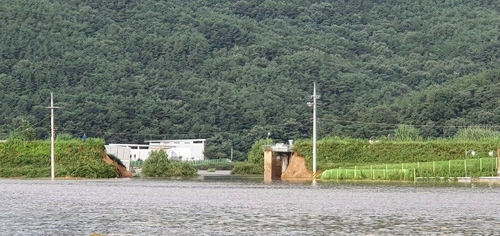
xmin=292 ymin=137 xmax=500 ymax=180
xmin=0 ymin=138 xmax=117 ymax=178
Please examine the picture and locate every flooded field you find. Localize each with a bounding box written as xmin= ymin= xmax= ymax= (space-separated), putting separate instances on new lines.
xmin=1 ymin=176 xmax=499 ymax=235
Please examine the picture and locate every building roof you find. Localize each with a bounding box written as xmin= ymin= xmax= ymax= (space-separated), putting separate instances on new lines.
xmin=145 ymin=139 xmax=206 ymax=143
xmin=107 ymin=143 xmax=173 ymax=148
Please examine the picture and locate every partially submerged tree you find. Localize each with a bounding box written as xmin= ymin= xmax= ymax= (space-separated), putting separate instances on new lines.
xmin=142 ymin=150 xmax=197 ymax=177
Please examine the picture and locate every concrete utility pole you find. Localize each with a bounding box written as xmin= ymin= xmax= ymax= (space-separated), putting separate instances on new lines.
xmin=230 ymin=145 xmax=233 ymax=162
xmin=308 ymin=83 xmax=320 ymax=178
xmin=47 ymin=93 xmax=61 ymax=181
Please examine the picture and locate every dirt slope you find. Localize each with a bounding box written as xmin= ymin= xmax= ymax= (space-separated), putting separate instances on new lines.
xmin=102 ymin=152 xmax=133 ymax=178
xmin=281 ymin=152 xmax=313 ymax=179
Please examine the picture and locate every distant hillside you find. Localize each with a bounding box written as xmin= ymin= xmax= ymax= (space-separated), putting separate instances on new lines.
xmin=1 ymin=0 xmax=500 ymax=160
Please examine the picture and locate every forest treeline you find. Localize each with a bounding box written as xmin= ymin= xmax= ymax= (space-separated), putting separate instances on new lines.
xmin=1 ymin=0 xmax=500 ymax=161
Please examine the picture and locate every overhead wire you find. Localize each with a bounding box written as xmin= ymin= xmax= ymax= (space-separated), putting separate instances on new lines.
xmin=6 ymin=87 xmax=498 ymax=139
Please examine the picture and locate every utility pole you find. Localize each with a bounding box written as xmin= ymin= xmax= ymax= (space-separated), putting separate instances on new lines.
xmin=307 ymin=83 xmax=320 ymax=178
xmin=47 ymin=93 xmax=61 ymax=181
xmin=230 ymin=145 xmax=233 ymax=162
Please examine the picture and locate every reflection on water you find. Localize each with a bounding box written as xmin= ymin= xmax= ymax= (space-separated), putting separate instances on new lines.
xmin=1 ymin=176 xmax=500 ymax=235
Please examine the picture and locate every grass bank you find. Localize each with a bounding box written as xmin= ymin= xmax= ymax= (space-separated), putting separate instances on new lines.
xmin=0 ymin=139 xmax=118 ymax=178
xmin=293 ymin=137 xmax=500 ymax=171
xmin=321 ymin=157 xmax=498 ymax=181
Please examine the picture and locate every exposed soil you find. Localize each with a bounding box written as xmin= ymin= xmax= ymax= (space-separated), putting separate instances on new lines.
xmin=102 ymin=151 xmax=133 ymax=178
xmin=281 ymin=152 xmax=313 ymax=180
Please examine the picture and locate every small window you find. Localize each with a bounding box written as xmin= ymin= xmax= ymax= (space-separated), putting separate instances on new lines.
xmin=131 ymin=146 xmax=138 ymax=149
xmin=174 ymin=142 xmax=180 ymax=144
xmin=193 ymin=141 xmax=203 ymax=144
xmin=139 ymin=146 xmax=148 ymax=149
xmin=184 ymin=142 xmax=190 ymax=144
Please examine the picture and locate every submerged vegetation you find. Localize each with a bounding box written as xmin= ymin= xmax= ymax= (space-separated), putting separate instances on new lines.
xmin=141 ymin=150 xmax=197 ymax=177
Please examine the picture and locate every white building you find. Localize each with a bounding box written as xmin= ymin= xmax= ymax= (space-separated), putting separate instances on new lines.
xmin=106 ymin=139 xmax=206 ymax=168
xmin=145 ymin=139 xmax=206 ymax=161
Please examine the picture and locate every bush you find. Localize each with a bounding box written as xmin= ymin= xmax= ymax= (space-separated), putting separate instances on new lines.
xmin=142 ymin=150 xmax=197 ymax=177
xmin=56 ymin=133 xmax=74 ymax=141
xmin=231 ymin=163 xmax=263 ymax=175
xmin=192 ymin=162 xmax=235 ymax=170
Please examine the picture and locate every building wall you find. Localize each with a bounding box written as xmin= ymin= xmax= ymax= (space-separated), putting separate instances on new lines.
xmin=146 ymin=139 xmax=206 ymax=161
xmin=108 ymin=139 xmax=206 ymax=162
xmin=107 ymin=144 xmax=161 ymax=162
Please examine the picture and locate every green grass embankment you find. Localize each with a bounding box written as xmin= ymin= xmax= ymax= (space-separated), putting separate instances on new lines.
xmin=293 ymin=137 xmax=500 ymax=170
xmin=0 ymin=139 xmax=117 ymax=178
xmin=292 ymin=137 xmax=500 ymax=180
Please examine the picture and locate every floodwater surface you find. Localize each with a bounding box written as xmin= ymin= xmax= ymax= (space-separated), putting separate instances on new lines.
xmin=1 ymin=176 xmax=499 ymax=235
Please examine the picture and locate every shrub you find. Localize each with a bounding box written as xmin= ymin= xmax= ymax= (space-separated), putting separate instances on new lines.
xmin=394 ymin=124 xmax=422 ymax=141
xmin=56 ymin=133 xmax=74 ymax=141
xmin=248 ymin=139 xmax=269 ymax=165
xmin=454 ymin=127 xmax=500 ymax=141
xmin=192 ymin=162 xmax=235 ymax=170
xmin=141 ymin=150 xmax=197 ymax=177
xmin=231 ymin=163 xmax=263 ymax=175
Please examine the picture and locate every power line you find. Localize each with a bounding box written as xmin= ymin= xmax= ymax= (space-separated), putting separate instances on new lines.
xmin=319 ymin=118 xmax=500 ymax=129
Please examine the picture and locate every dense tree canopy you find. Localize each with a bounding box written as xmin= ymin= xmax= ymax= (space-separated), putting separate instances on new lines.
xmin=1 ymin=0 xmax=500 ymax=160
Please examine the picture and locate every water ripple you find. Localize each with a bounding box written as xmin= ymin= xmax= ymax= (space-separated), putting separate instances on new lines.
xmin=1 ymin=179 xmax=499 ymax=235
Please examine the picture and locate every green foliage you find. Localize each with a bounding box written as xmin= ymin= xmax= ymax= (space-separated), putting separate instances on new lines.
xmin=231 ymin=162 xmax=263 ymax=175
xmin=231 ymin=139 xmax=268 ymax=174
xmin=141 ymin=150 xmax=197 ymax=177
xmin=453 ymin=127 xmax=500 ymax=141
xmin=7 ymin=119 xmax=35 ymax=142
xmin=141 ymin=150 xmax=170 ymax=177
xmin=293 ymin=137 xmax=500 ymax=171
xmin=167 ymin=162 xmax=199 ymax=177
xmin=0 ymin=138 xmax=117 ymax=178
xmin=190 ymin=161 xmax=235 ymax=170
xmin=2 ymin=0 xmax=500 ymax=156
xmin=321 ymin=168 xmax=413 ymax=181
xmin=131 ymin=160 xmax=144 ymax=167
xmin=394 ymin=125 xmax=422 ymax=141
xmin=56 ymin=133 xmax=74 ymax=141
xmin=321 ymin=157 xmax=498 ymax=181
xmin=207 ymin=168 xmax=216 ymax=172
xmin=248 ymin=139 xmax=269 ymax=165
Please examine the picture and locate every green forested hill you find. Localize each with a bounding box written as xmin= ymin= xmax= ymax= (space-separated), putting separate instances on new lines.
xmin=1 ymin=0 xmax=500 ymax=160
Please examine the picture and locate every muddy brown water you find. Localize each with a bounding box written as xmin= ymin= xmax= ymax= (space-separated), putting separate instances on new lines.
xmin=1 ymin=176 xmax=500 ymax=235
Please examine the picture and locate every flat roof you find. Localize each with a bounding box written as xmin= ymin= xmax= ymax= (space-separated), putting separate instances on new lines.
xmin=107 ymin=143 xmax=173 ymax=147
xmin=145 ymin=139 xmax=206 ymax=143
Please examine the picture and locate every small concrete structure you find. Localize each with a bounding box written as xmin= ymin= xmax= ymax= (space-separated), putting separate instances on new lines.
xmin=264 ymin=143 xmax=293 ymax=182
